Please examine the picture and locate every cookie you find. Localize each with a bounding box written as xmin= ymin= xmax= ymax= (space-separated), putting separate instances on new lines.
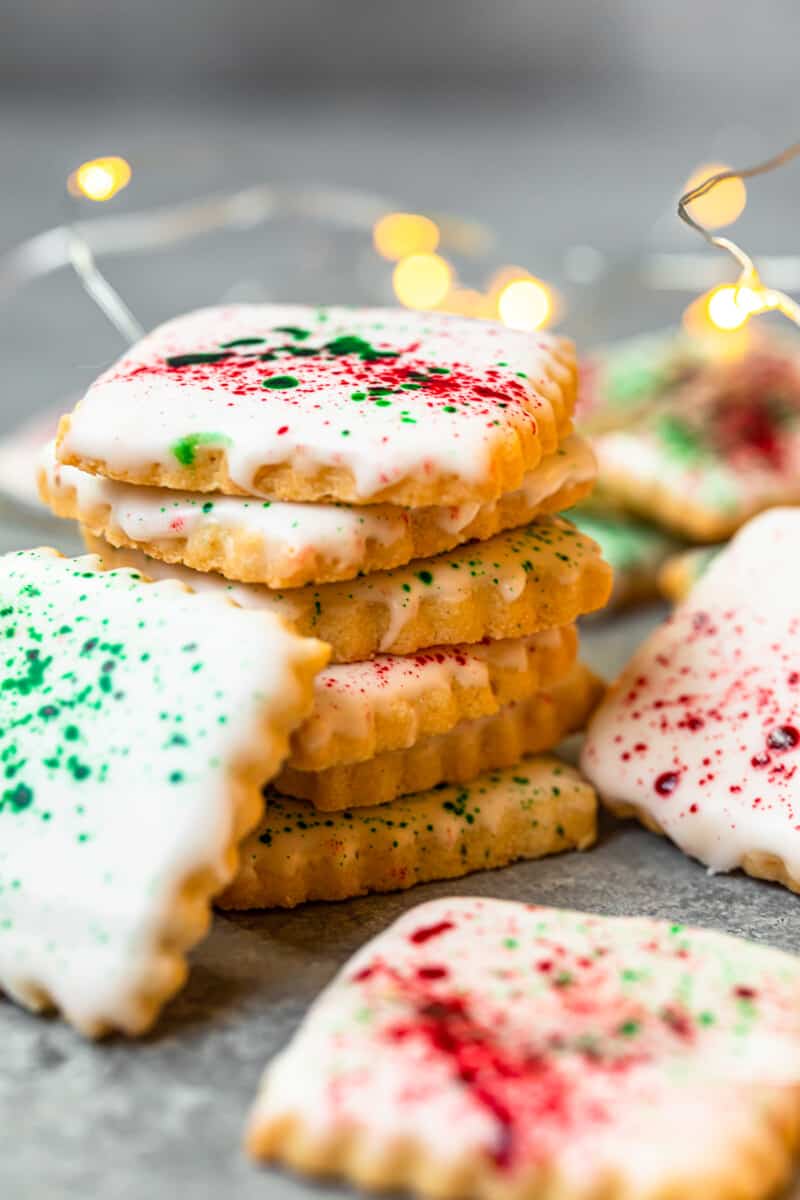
xmin=568 ymin=509 xmax=678 ymax=610
xmin=41 ymin=434 xmax=595 ymax=588
xmin=578 ymin=327 xmax=710 ymax=432
xmin=582 ymin=508 xmax=800 ymax=894
xmin=276 ymin=662 xmax=602 ymax=810
xmin=247 ymin=896 xmax=800 ymax=1200
xmin=56 ymin=304 xmax=577 ymax=507
xmin=657 ymin=545 xmax=720 ymax=604
xmin=290 ymin=627 xmax=578 ymax=771
xmin=221 ymin=757 xmax=596 ymax=909
xmin=83 ymin=516 xmax=612 ymax=664
xmin=0 ymin=549 xmax=326 ymax=1036
xmin=591 ymin=343 xmax=800 ymax=541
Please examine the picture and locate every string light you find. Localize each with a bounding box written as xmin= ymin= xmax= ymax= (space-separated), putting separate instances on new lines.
xmin=65 ymin=157 xmax=143 ymax=343
xmin=681 ymin=162 xmax=746 ymax=230
xmin=497 ymin=276 xmax=554 ymax=331
xmin=373 ymin=212 xmax=440 ymax=261
xmin=678 ymin=143 xmax=800 ymax=331
xmin=392 ymin=253 xmax=453 ymax=309
xmin=67 ymin=157 xmax=132 ymax=203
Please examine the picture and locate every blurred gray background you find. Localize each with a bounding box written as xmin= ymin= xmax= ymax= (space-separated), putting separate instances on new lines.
xmin=5 ymin=9 xmax=800 ymax=1199
xmin=3 ymin=0 xmax=800 ymax=425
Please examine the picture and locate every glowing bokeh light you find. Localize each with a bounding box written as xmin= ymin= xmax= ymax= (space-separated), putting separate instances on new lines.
xmin=393 ymin=253 xmax=453 ymax=310
xmin=706 ymin=284 xmax=761 ymax=331
xmin=682 ymin=162 xmax=747 ymax=230
xmin=68 ymin=157 xmax=132 ymax=203
xmin=374 ymin=213 xmax=440 ymax=261
xmin=497 ymin=277 xmax=553 ymax=331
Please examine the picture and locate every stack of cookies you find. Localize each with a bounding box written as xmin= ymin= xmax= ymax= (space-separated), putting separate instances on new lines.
xmin=41 ymin=303 xmax=612 ymax=907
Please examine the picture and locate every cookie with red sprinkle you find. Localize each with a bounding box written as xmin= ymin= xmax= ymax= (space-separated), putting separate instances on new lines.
xmin=590 ymin=337 xmax=800 ymax=542
xmin=247 ymin=896 xmax=800 ymax=1199
xmin=56 ymin=304 xmax=577 ymax=508
xmin=583 ymin=508 xmax=800 ymax=893
xmin=275 ymin=662 xmax=602 ymax=810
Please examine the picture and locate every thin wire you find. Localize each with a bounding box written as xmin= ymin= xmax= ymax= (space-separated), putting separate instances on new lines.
xmin=677 ymin=142 xmax=800 ymax=327
xmin=66 ymin=228 xmax=145 ymax=345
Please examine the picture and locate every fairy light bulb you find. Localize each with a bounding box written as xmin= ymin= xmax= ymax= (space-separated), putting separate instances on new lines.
xmin=374 ymin=213 xmax=440 ymax=261
xmin=68 ymin=157 xmax=132 ymax=203
xmin=498 ymin=277 xmax=554 ymax=331
xmin=393 ymin=253 xmax=453 ymax=310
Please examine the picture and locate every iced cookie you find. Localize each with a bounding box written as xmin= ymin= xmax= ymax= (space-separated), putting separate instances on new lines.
xmin=56 ymin=304 xmax=577 ymax=507
xmin=578 ymin=327 xmax=709 ymax=431
xmin=289 ymin=626 xmax=578 ymax=771
xmin=592 ymin=344 xmax=800 ymax=541
xmin=276 ymin=662 xmax=602 ymax=810
xmin=569 ymin=510 xmax=678 ymax=610
xmin=583 ymin=508 xmax=800 ymax=893
xmin=657 ymin=545 xmax=720 ymax=605
xmin=248 ymin=896 xmax=800 ymax=1200
xmin=41 ymin=435 xmax=595 ymax=589
xmin=222 ymin=757 xmax=596 ymax=909
xmin=0 ymin=549 xmax=327 ymax=1036
xmin=84 ymin=516 xmax=612 ymax=663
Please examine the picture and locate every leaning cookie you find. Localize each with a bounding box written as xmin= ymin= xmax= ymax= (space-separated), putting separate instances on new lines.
xmin=247 ymin=896 xmax=800 ymax=1200
xmin=56 ymin=304 xmax=577 ymax=507
xmin=289 ymin=627 xmax=578 ymax=772
xmin=84 ymin=516 xmax=612 ymax=663
xmin=41 ymin=435 xmax=595 ymax=589
xmin=582 ymin=508 xmax=800 ymax=894
xmin=221 ymin=757 xmax=596 ymax=909
xmin=276 ymin=663 xmax=603 ymax=810
xmin=0 ymin=549 xmax=327 ymax=1036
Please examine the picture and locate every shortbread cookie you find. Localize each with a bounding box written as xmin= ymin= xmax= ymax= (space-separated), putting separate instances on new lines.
xmin=56 ymin=304 xmax=577 ymax=507
xmin=0 ymin=549 xmax=326 ymax=1036
xmin=41 ymin=436 xmax=595 ymax=588
xmin=583 ymin=508 xmax=800 ymax=893
xmin=569 ymin=509 xmax=677 ymax=610
xmin=248 ymin=897 xmax=800 ymax=1200
xmin=222 ymin=757 xmax=596 ymax=909
xmin=290 ymin=627 xmax=578 ymax=771
xmin=83 ymin=516 xmax=612 ymax=663
xmin=592 ymin=344 xmax=800 ymax=541
xmin=578 ymin=327 xmax=710 ymax=431
xmin=657 ymin=544 xmax=720 ymax=604
xmin=277 ymin=662 xmax=602 ymax=809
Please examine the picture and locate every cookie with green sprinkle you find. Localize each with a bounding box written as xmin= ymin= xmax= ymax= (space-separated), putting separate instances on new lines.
xmin=221 ymin=756 xmax=595 ymax=909
xmin=247 ymin=896 xmax=800 ymax=1200
xmin=0 ymin=548 xmax=327 ymax=1036
xmin=56 ymin=303 xmax=577 ymax=508
xmin=83 ymin=514 xmax=612 ymax=664
xmin=40 ymin=434 xmax=595 ymax=589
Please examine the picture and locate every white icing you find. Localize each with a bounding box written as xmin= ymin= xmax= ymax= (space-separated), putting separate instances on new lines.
xmin=43 ymin=434 xmax=595 ymax=585
xmin=43 ymin=441 xmax=404 ymax=574
xmin=249 ymin=897 xmax=800 ymax=1192
xmin=431 ymin=436 xmax=596 ymax=535
xmin=582 ymin=508 xmax=800 ymax=880
xmin=0 ymin=549 xmax=320 ymax=1034
xmin=59 ymin=304 xmax=571 ymax=499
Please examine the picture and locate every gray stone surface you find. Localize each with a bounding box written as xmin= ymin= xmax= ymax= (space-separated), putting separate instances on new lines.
xmin=3 ymin=86 xmax=800 ymax=1199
